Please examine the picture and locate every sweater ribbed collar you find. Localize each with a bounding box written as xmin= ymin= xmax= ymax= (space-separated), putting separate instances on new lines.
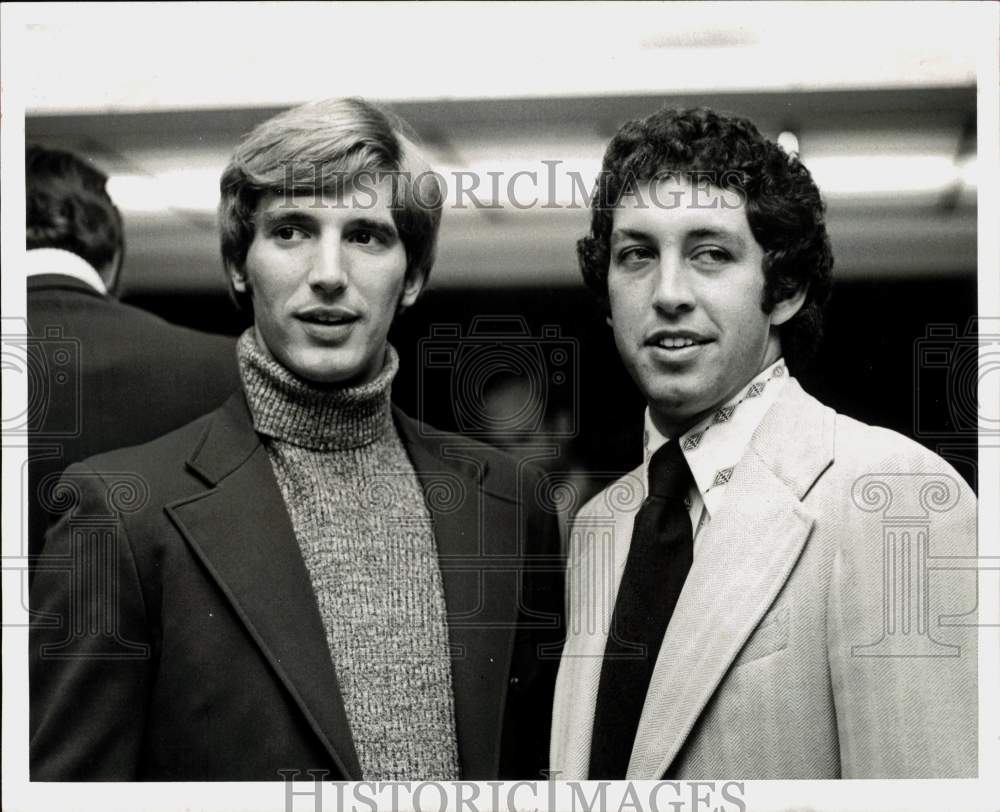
xmin=237 ymin=329 xmax=396 ymax=451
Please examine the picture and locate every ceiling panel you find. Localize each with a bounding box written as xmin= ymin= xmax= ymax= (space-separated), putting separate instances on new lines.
xmin=25 ymin=87 xmax=978 ymax=293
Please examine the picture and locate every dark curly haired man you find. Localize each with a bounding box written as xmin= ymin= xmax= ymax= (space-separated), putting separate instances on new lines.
xmin=550 ymin=108 xmax=976 ymax=779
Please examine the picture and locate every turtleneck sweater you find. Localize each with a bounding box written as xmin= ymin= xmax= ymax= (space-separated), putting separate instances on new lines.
xmin=237 ymin=330 xmax=460 ymax=780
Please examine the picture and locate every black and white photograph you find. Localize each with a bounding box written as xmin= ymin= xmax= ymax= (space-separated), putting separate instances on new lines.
xmin=2 ymin=3 xmax=998 ymax=811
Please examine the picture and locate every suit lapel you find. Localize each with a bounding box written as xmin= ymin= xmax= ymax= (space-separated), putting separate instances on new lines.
xmin=627 ymin=380 xmax=836 ymax=778
xmin=394 ymin=411 xmax=518 ymax=779
xmin=550 ymin=470 xmax=644 ymax=778
xmin=165 ymin=393 xmax=362 ymax=779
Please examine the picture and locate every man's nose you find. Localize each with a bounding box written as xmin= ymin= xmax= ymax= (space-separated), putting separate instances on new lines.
xmin=651 ymin=254 xmax=696 ymax=314
xmin=308 ymin=234 xmax=348 ymax=293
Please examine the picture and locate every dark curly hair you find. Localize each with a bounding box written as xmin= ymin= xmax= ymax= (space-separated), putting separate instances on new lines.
xmin=26 ymin=144 xmax=123 ymax=279
xmin=578 ymin=107 xmax=833 ymax=372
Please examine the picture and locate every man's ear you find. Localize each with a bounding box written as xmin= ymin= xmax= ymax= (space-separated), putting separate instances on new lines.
xmin=399 ymin=267 xmax=427 ymax=310
xmin=769 ymin=284 xmax=809 ymax=327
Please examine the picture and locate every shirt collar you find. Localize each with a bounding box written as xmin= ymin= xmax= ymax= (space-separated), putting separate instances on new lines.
xmin=26 ymin=248 xmax=108 ymax=295
xmin=643 ymin=359 xmax=789 ymax=517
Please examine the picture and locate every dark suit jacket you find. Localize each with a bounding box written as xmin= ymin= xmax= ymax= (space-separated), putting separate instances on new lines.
xmin=26 ymin=274 xmax=241 ymax=558
xmin=30 ymin=392 xmax=564 ymax=781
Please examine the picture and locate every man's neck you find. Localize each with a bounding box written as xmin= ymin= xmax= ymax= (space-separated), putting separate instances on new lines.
xmin=649 ymin=340 xmax=784 ymax=438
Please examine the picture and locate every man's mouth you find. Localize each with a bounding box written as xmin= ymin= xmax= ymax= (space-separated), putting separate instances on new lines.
xmin=296 ymin=307 xmax=360 ymax=326
xmin=653 ymin=336 xmax=700 ymax=349
xmin=645 ymin=330 xmax=711 ymax=350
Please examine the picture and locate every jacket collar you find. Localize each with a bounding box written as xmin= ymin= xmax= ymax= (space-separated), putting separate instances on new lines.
xmin=27 ymin=273 xmax=107 ymax=299
xmin=26 ymin=248 xmax=108 ymax=294
xmin=183 ymin=391 xmax=263 ymax=486
xmin=185 ymin=394 xmax=489 ymax=490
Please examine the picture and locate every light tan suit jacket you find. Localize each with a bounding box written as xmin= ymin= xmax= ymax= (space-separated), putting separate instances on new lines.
xmin=550 ymin=380 xmax=977 ymax=779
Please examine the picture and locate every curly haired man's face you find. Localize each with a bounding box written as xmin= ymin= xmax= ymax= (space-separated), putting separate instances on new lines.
xmin=607 ymin=176 xmax=804 ymax=437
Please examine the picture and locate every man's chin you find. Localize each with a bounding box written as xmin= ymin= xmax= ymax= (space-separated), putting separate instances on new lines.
xmin=280 ymin=350 xmax=363 ymax=387
xmin=645 ymin=389 xmax=713 ymax=437
xmin=305 ymin=367 xmax=370 ymax=388
xmin=643 ymin=381 xmax=698 ymax=412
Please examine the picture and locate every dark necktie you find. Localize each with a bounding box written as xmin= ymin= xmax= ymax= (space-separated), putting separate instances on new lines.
xmin=588 ymin=440 xmax=694 ymax=779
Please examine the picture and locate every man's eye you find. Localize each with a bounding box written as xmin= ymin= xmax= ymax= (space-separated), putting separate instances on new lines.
xmin=617 ymin=246 xmax=654 ymax=265
xmin=692 ymin=247 xmax=731 ymax=264
xmin=350 ymin=229 xmax=387 ymax=247
xmin=273 ymin=225 xmax=308 ymax=242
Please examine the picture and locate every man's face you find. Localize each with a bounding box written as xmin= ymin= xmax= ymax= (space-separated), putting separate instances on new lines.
xmin=607 ymin=175 xmax=803 ymax=436
xmin=234 ymin=180 xmax=422 ymax=385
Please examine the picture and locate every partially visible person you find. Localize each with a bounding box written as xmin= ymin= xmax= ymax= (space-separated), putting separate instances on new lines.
xmin=25 ymin=145 xmax=240 ymax=559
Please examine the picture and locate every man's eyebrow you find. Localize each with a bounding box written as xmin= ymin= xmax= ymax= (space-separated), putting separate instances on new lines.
xmin=686 ymin=227 xmax=747 ymax=249
xmin=610 ymin=228 xmax=653 ymax=245
xmin=257 ymin=209 xmax=318 ymax=228
xmin=349 ymin=216 xmax=399 ymax=238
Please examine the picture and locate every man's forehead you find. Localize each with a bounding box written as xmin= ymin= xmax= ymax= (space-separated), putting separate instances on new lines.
xmin=613 ymin=176 xmax=750 ymax=233
xmin=620 ymin=174 xmax=745 ymax=206
xmin=255 ymin=180 xmax=398 ymax=220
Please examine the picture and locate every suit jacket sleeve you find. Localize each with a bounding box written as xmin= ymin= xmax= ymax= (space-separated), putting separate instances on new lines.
xmin=30 ymin=462 xmax=154 ymax=780
xmin=826 ymin=459 xmax=978 ymax=778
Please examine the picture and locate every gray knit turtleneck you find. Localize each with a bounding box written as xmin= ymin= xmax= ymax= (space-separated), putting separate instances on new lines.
xmin=237 ymin=330 xmax=460 ymax=780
